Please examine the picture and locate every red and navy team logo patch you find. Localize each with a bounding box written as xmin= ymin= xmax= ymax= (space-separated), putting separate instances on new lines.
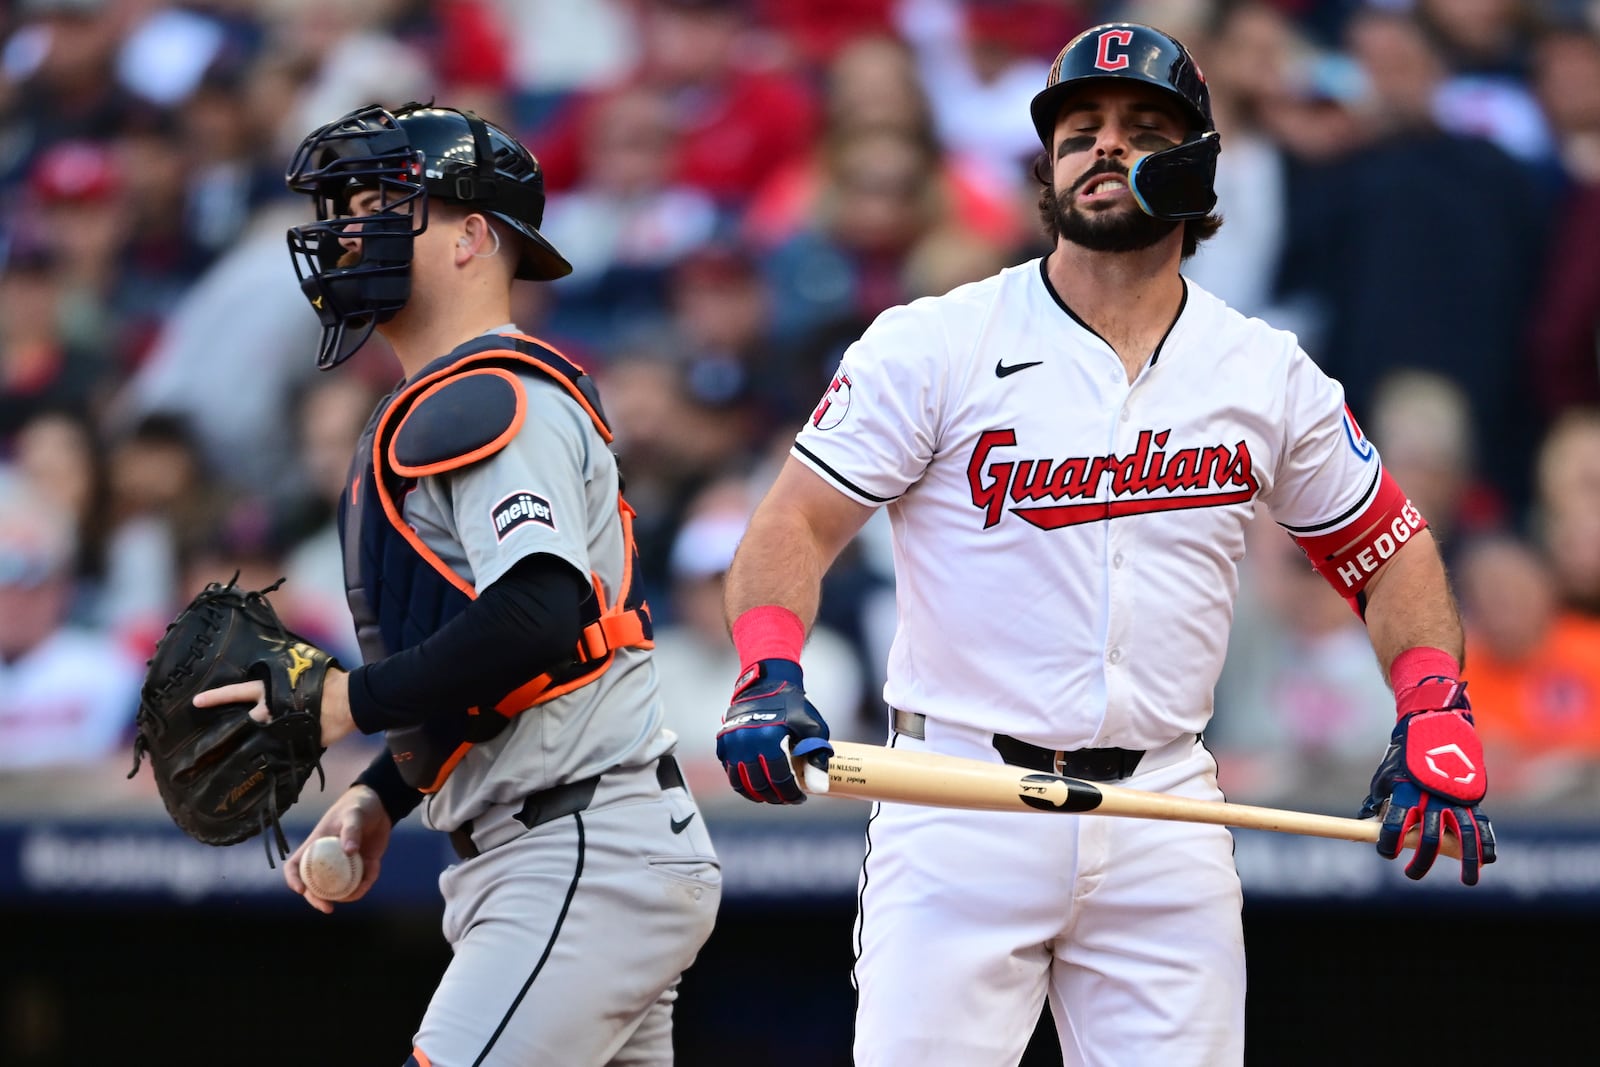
xmin=1342 ymin=404 xmax=1375 ymax=462
xmin=491 ymin=491 xmax=555 ymax=540
xmin=811 ymin=370 xmax=852 ymax=431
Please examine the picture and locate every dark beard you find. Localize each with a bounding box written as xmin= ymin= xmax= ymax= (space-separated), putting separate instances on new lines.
xmin=1043 ymin=161 xmax=1179 ymax=252
xmin=1053 ymin=186 xmax=1179 ymax=252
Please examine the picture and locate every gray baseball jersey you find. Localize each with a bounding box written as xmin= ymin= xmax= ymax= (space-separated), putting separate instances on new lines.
xmin=399 ymin=366 xmax=673 ymax=833
xmin=360 ymin=335 xmax=720 ymax=1066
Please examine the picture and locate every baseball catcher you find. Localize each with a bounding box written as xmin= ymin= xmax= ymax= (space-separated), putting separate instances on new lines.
xmin=127 ymin=576 xmax=339 ymax=865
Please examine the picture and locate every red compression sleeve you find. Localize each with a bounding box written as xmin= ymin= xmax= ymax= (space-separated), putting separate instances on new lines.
xmin=1389 ymin=646 xmax=1461 ymax=694
xmin=731 ymin=605 xmax=806 ymax=673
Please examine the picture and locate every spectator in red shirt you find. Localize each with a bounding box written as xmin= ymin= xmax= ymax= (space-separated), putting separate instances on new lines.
xmin=535 ymin=0 xmax=819 ymax=210
xmin=751 ymin=0 xmax=894 ymax=66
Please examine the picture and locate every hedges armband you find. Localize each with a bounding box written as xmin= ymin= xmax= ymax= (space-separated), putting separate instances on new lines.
xmin=1290 ymin=469 xmax=1428 ymax=602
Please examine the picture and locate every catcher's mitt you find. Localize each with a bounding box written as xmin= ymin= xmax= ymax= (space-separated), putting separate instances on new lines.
xmin=128 ymin=576 xmax=339 ymax=865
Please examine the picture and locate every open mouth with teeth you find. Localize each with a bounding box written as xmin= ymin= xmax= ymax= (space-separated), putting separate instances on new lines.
xmin=1081 ymin=175 xmax=1129 ymax=201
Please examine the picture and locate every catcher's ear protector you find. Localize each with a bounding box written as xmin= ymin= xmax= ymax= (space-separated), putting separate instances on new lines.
xmin=1030 ymin=23 xmax=1220 ymax=221
xmin=284 ymin=102 xmax=572 ymax=369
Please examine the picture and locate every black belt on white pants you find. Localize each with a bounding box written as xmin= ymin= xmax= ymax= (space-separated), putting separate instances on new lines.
xmin=890 ymin=709 xmax=1148 ymax=782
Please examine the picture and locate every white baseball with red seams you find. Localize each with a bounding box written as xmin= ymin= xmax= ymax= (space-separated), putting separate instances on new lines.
xmin=791 ymin=258 xmax=1396 ymax=1065
xmin=299 ymin=836 xmax=362 ymax=900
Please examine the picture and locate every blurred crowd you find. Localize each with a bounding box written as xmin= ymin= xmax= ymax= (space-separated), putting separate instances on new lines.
xmin=1 ymin=0 xmax=1599 ymax=819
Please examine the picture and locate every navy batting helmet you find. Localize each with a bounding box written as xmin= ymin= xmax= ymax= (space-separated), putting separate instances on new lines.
xmin=285 ymin=102 xmax=571 ymax=369
xmin=1029 ymin=24 xmax=1220 ymax=221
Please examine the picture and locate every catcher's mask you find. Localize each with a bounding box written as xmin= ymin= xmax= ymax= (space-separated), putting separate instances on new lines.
xmin=1029 ymin=23 xmax=1220 ymax=221
xmin=285 ymin=102 xmax=572 ymax=369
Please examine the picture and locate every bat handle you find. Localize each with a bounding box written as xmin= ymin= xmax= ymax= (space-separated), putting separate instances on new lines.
xmin=1400 ymin=824 xmax=1463 ymax=861
xmin=785 ymin=738 xmax=832 ymax=795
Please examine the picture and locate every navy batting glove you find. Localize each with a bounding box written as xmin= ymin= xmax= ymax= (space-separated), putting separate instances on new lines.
xmin=1359 ymin=678 xmax=1496 ymax=886
xmin=716 ymin=658 xmax=832 ymax=805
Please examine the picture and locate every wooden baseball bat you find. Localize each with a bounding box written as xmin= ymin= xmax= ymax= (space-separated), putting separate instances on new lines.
xmin=798 ymin=740 xmax=1461 ymax=859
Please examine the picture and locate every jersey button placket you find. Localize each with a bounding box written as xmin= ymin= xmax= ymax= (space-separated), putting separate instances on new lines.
xmin=1102 ymin=517 xmax=1130 ymax=738
xmin=1099 ymin=383 xmax=1134 ymax=734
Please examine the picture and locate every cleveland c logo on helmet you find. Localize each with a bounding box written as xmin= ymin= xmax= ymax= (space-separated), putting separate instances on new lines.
xmin=1094 ymin=29 xmax=1134 ymax=71
xmin=1030 ymin=22 xmax=1221 ymax=222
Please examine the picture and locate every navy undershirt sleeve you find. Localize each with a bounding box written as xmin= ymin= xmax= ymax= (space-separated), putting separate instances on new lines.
xmin=345 ymin=553 xmax=589 ymax=736
xmin=353 ymin=748 xmax=425 ymax=825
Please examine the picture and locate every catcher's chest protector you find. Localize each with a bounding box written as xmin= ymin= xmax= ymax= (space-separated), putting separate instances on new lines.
xmin=341 ymin=334 xmax=653 ymax=792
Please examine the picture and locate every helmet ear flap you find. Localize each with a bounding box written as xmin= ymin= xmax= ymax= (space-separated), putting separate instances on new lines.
xmin=1128 ymin=131 xmax=1220 ymax=220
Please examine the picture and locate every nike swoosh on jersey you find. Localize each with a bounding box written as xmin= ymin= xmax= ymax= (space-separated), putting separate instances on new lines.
xmin=670 ymin=813 xmax=697 ymax=834
xmin=995 ymin=359 xmax=1044 ymax=378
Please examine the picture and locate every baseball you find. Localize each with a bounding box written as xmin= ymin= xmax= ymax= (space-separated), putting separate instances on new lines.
xmin=299 ymin=836 xmax=363 ymax=901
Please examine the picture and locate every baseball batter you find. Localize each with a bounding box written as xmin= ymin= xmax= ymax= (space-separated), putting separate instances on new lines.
xmin=196 ymin=103 xmax=720 ymax=1066
xmin=715 ymin=23 xmax=1495 ymax=1067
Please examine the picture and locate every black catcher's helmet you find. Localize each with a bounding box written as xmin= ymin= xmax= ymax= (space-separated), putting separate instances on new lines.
xmin=1029 ymin=23 xmax=1221 ymax=221
xmin=285 ymin=103 xmax=572 ymax=369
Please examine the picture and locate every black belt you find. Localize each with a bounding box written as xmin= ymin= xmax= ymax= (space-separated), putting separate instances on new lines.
xmin=449 ymin=756 xmax=684 ymax=861
xmin=891 ymin=709 xmax=1145 ymax=782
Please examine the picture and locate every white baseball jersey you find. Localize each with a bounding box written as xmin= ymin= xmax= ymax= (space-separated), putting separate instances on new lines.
xmin=792 ymin=258 xmax=1384 ymax=751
